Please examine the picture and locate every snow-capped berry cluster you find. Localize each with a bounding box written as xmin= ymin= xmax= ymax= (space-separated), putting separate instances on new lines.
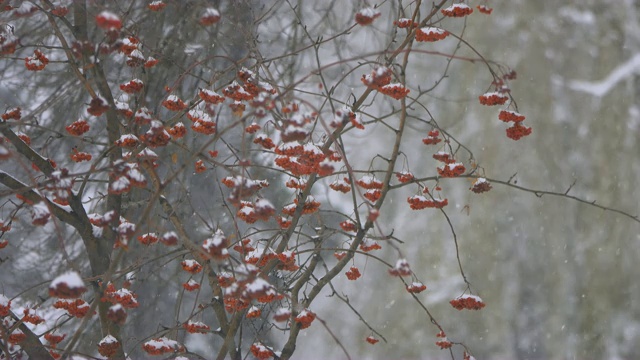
xmin=415 ymin=27 xmax=449 ymax=42
xmin=366 ymin=335 xmax=380 ymax=344
xmin=422 ymin=129 xmax=442 ymax=145
xmin=142 ymin=337 xmax=185 ymax=355
xmin=359 ymin=238 xmax=382 ymax=252
xmin=96 ymin=11 xmax=122 ymax=30
xmin=396 ymin=171 xmax=414 ymax=183
xmin=435 ymin=331 xmax=453 ymax=349
xmin=388 ymin=258 xmax=412 ymax=277
xmin=2 ymin=107 xmax=21 ymax=121
xmin=119 ymin=79 xmax=144 ymax=94
xmin=25 ymin=49 xmax=49 ymax=71
xmin=394 ymin=18 xmax=417 ymax=28
xmin=101 ymin=283 xmax=139 ymax=309
xmin=406 ymin=282 xmax=427 ymax=293
xmin=49 ymin=271 xmax=87 ymax=299
xmin=250 ymin=342 xmax=274 ymax=359
xmin=53 ymin=298 xmax=92 ymax=318
xmin=148 ymin=1 xmax=166 ymax=11
xmin=361 ymin=67 xmax=410 ymax=100
xmin=294 ymin=309 xmax=316 ymax=329
xmin=97 ymin=335 xmax=120 ymax=357
xmin=477 ymin=5 xmax=493 ymax=14
xmin=449 ymin=294 xmax=486 ymax=310
xmin=183 ymin=320 xmax=211 ymax=334
xmin=65 ymin=120 xmax=90 ymax=136
xmin=407 ymin=195 xmax=449 ymax=210
xmin=471 ymin=178 xmax=492 ymax=193
xmin=340 ymin=220 xmax=357 ymax=232
xmin=498 ymin=110 xmax=526 ymax=123
xmin=437 ymin=162 xmax=466 ymax=178
xmin=441 ymin=3 xmax=473 ymax=17
xmin=355 ymin=7 xmax=381 ymax=26
xmin=378 ymin=83 xmax=410 ymax=100
xmin=199 ymin=8 xmax=221 ymax=26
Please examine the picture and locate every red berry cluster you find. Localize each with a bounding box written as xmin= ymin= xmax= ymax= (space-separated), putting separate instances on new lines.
xmin=201 ymin=229 xmax=230 ymax=261
xmin=415 ymin=27 xmax=449 ymax=42
xmin=441 ymin=4 xmax=473 ymax=17
xmin=198 ymin=88 xmax=225 ymax=104
xmin=282 ymin=196 xmax=321 ymax=216
xmin=183 ymin=320 xmax=211 ymax=334
xmin=148 ymin=1 xmax=166 ymax=11
xmin=25 ymin=49 xmax=49 ymax=71
xmin=477 ymin=5 xmax=493 ymax=14
xmin=388 ymin=258 xmax=412 ymax=277
xmin=101 ymin=283 xmax=139 ymax=309
xmin=48 ymin=272 xmax=87 ymax=299
xmin=422 ymin=129 xmax=442 ymax=145
xmin=378 ymin=83 xmax=410 ymax=100
xmin=22 ymin=308 xmax=44 ymax=325
xmin=250 ymin=343 xmax=273 ymax=360
xmin=396 ymin=171 xmax=414 ymax=183
xmin=435 ymin=331 xmax=452 ymax=349
xmin=87 ymin=97 xmax=109 ymax=116
xmin=137 ymin=233 xmax=158 ymax=245
xmin=199 ymin=8 xmax=221 ymax=26
xmin=356 ymin=175 xmax=383 ymax=189
xmin=142 ymin=337 xmax=185 ymax=356
xmin=406 ymin=282 xmax=427 ymax=293
xmin=253 ymin=133 xmax=276 ymax=149
xmin=478 ymin=91 xmax=509 ymax=106
xmin=294 ymin=309 xmax=316 ymax=329
xmin=0 ymin=295 xmax=11 ymax=317
xmin=168 ymin=122 xmax=186 ymax=138
xmin=107 ymin=304 xmax=127 ymax=324
xmin=432 ymin=151 xmax=454 ymax=163
xmin=162 ymin=94 xmax=187 ymax=111
xmin=183 ymin=280 xmax=200 ymax=291
xmin=394 ymin=18 xmax=418 ymax=29
xmin=273 ymin=308 xmax=291 ymax=322
xmin=114 ymin=134 xmax=140 ymax=148
xmin=330 ymin=177 xmax=351 ymax=193
xmin=498 ymin=109 xmax=526 ymax=122
xmin=65 ymin=120 xmax=90 ymax=136
xmin=340 ymin=220 xmax=357 ymax=232
xmin=407 ymin=195 xmax=449 ymax=210
xmin=247 ymin=306 xmax=262 ymax=319
xmin=437 ymin=162 xmax=466 ymax=178
xmin=449 ymin=294 xmax=486 ymax=310
xmin=1 ymin=107 xmax=21 ymax=121
xmin=471 ymin=178 xmax=492 ymax=193
xmin=119 ymin=79 xmax=144 ymax=94
xmin=181 ymin=259 xmax=203 ymax=273
xmin=359 ymin=238 xmax=382 ymax=252
xmin=96 ymin=11 xmax=122 ymax=30
xmin=97 ymin=336 xmax=120 ymax=357
xmin=141 ymin=120 xmax=171 ymax=147
xmin=355 ymin=8 xmax=381 ymax=26
xmin=53 ymin=298 xmax=92 ymax=318
xmin=505 ymin=122 xmax=533 ymax=141
xmin=50 ymin=6 xmax=69 ymax=17
xmin=44 ymin=332 xmax=66 ymax=356
xmin=366 ymin=336 xmax=380 ymax=344
xmin=345 ymin=266 xmax=361 ymax=280
xmin=363 ymin=189 xmax=382 ymax=202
